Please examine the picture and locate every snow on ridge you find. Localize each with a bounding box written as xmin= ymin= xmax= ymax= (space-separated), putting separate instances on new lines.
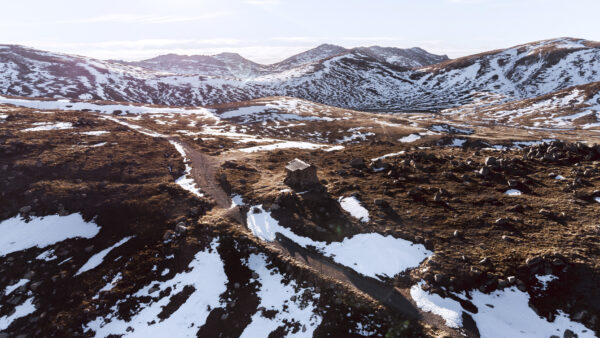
xmin=0 ymin=297 xmax=36 ymax=331
xmin=75 ymin=236 xmax=133 ymax=276
xmin=86 ymin=239 xmax=227 ymax=337
xmin=168 ymin=140 xmax=204 ymax=197
xmin=240 ymin=253 xmax=322 ymax=338
xmin=0 ymin=213 xmax=100 ymax=257
xmin=21 ymin=122 xmax=73 ymax=132
xmin=0 ymin=96 xmax=217 ymax=118
xmin=410 ymin=282 xmax=596 ymax=338
xmin=246 ymin=205 xmax=432 ymax=280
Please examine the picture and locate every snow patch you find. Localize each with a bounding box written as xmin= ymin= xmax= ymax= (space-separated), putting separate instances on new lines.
xmin=505 ymin=189 xmax=522 ymax=196
xmin=76 ymin=237 xmax=133 ymax=276
xmin=338 ymin=196 xmax=370 ymax=222
xmin=0 ymin=214 xmax=100 ymax=257
xmin=247 ymin=205 xmax=431 ymax=280
xmin=240 ymin=253 xmax=321 ymax=338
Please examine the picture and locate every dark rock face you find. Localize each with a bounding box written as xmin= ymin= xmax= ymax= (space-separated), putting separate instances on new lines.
xmin=284 ymin=159 xmax=320 ymax=191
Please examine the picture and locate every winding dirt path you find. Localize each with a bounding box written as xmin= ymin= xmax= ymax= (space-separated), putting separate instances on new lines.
xmin=108 ymin=116 xmax=470 ymax=337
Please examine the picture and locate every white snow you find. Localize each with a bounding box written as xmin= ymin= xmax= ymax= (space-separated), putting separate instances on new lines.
xmin=371 ymin=151 xmax=406 ymax=162
xmin=3 ymin=279 xmax=29 ymax=296
xmin=86 ymin=240 xmax=227 ymax=337
xmin=536 ymin=274 xmax=558 ymax=290
xmin=399 ymin=134 xmax=421 ymax=143
xmin=36 ymin=249 xmax=57 ymax=261
xmin=0 ymin=213 xmax=100 ymax=257
xmin=447 ymin=138 xmax=467 ymax=147
xmin=81 ymin=130 xmax=109 ymax=136
xmin=595 ymin=197 xmax=600 ymax=203
xmin=240 ymin=253 xmax=321 ymax=338
xmin=168 ymin=140 xmax=203 ymax=197
xmin=0 ymin=96 xmax=216 ymax=119
xmin=410 ymin=282 xmax=596 ymax=338
xmin=505 ymin=189 xmax=522 ymax=196
xmin=238 ymin=141 xmax=341 ymax=153
xmin=555 ymin=175 xmax=565 ymax=180
xmin=247 ymin=205 xmax=432 ymax=280
xmin=76 ymin=237 xmax=133 ymax=276
xmin=0 ymin=297 xmax=36 ymax=331
xmin=21 ymin=121 xmax=73 ymax=132
xmin=338 ymin=196 xmax=370 ymax=222
xmin=410 ymin=283 xmax=464 ymax=328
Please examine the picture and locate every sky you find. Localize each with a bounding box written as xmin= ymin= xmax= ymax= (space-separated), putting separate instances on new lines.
xmin=0 ymin=0 xmax=599 ymax=64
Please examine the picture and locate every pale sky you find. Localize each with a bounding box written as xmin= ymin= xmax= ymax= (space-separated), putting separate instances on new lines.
xmin=1 ymin=0 xmax=598 ymax=64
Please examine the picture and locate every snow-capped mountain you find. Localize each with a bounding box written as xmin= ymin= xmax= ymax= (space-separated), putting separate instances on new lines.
xmin=0 ymin=38 xmax=599 ymax=111
xmin=114 ymin=52 xmax=270 ymax=78
xmin=354 ymin=46 xmax=449 ymax=68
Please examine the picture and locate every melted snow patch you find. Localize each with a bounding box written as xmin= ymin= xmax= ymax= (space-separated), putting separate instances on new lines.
xmin=81 ymin=130 xmax=109 ymax=136
xmin=246 ymin=205 xmax=431 ymax=280
xmin=0 ymin=213 xmax=100 ymax=256
xmin=371 ymin=151 xmax=406 ymax=162
xmin=505 ymin=189 xmax=522 ymax=196
xmin=0 ymin=96 xmax=216 ymax=118
xmin=238 ymin=141 xmax=341 ymax=153
xmin=169 ymin=140 xmax=203 ymax=197
xmin=3 ymin=279 xmax=29 ymax=296
xmin=0 ymin=297 xmax=36 ymax=330
xmin=240 ymin=253 xmax=322 ymax=338
xmin=85 ymin=240 xmax=227 ymax=337
xmin=410 ymin=283 xmax=595 ymax=337
xmin=21 ymin=122 xmax=73 ymax=132
xmin=338 ymin=196 xmax=370 ymax=222
xmin=410 ymin=282 xmax=463 ymax=328
xmin=399 ymin=134 xmax=421 ymax=143
xmin=76 ymin=237 xmax=133 ymax=276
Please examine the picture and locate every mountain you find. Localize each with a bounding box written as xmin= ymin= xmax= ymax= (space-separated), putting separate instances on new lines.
xmin=114 ymin=52 xmax=270 ymax=78
xmin=0 ymin=38 xmax=599 ymax=111
xmin=113 ymin=43 xmax=448 ymax=77
xmin=354 ymin=46 xmax=449 ymax=68
xmin=269 ymin=43 xmax=348 ymax=71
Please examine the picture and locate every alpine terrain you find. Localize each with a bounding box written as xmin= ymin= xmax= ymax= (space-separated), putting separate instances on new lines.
xmin=1 ymin=37 xmax=599 ymax=338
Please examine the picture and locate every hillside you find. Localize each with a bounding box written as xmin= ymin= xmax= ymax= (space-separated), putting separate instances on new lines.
xmin=1 ymin=38 xmax=599 ymax=111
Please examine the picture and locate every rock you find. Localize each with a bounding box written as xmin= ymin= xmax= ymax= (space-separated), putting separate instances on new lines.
xmin=433 ymin=192 xmax=442 ymax=202
xmin=349 ymin=157 xmax=366 ymax=169
xmin=84 ymin=245 xmax=94 ymax=253
xmin=453 ymin=230 xmax=462 ymax=238
xmin=19 ymin=205 xmax=32 ymax=214
xmin=479 ymin=257 xmax=490 ymax=265
xmin=470 ymin=266 xmax=482 ymax=276
xmin=501 ymin=235 xmax=511 ymax=241
xmin=563 ymin=329 xmax=576 ymax=338
xmin=434 ymin=274 xmax=446 ymax=284
xmin=507 ymin=276 xmax=516 ymax=283
xmin=539 ymin=209 xmax=555 ymax=218
xmin=284 ymin=159 xmax=320 ymax=190
xmin=485 ymin=157 xmax=497 ymax=166
xmin=507 ymin=179 xmax=519 ymax=187
xmin=495 ymin=218 xmax=510 ymax=226
xmin=251 ymin=272 xmax=259 ymax=279
xmin=526 ymin=256 xmax=543 ymax=267
xmin=479 ymin=166 xmax=490 ymax=176
xmin=175 ymin=222 xmax=187 ymax=234
xmin=374 ymin=198 xmax=388 ymax=207
xmin=498 ymin=279 xmax=508 ymax=288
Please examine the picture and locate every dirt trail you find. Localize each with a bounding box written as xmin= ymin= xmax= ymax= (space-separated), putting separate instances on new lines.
xmin=112 ymin=118 xmax=467 ymax=336
xmin=173 ymin=138 xmax=232 ymax=209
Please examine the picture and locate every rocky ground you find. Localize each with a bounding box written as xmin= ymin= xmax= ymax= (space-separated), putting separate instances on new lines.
xmin=0 ymin=97 xmax=599 ymax=337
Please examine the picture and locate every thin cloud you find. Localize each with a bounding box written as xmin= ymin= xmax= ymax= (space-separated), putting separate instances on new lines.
xmin=59 ymin=12 xmax=228 ymax=25
xmin=244 ymin=0 xmax=281 ymax=6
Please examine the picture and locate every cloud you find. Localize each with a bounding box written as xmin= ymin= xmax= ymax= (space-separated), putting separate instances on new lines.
xmin=58 ymin=12 xmax=228 ymax=24
xmin=271 ymin=36 xmax=326 ymax=43
xmin=244 ymin=0 xmax=281 ymax=5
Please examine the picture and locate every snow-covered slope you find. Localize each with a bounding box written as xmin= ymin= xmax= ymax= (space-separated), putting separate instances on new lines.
xmin=355 ymin=46 xmax=449 ymax=68
xmin=1 ymin=38 xmax=599 ymax=111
